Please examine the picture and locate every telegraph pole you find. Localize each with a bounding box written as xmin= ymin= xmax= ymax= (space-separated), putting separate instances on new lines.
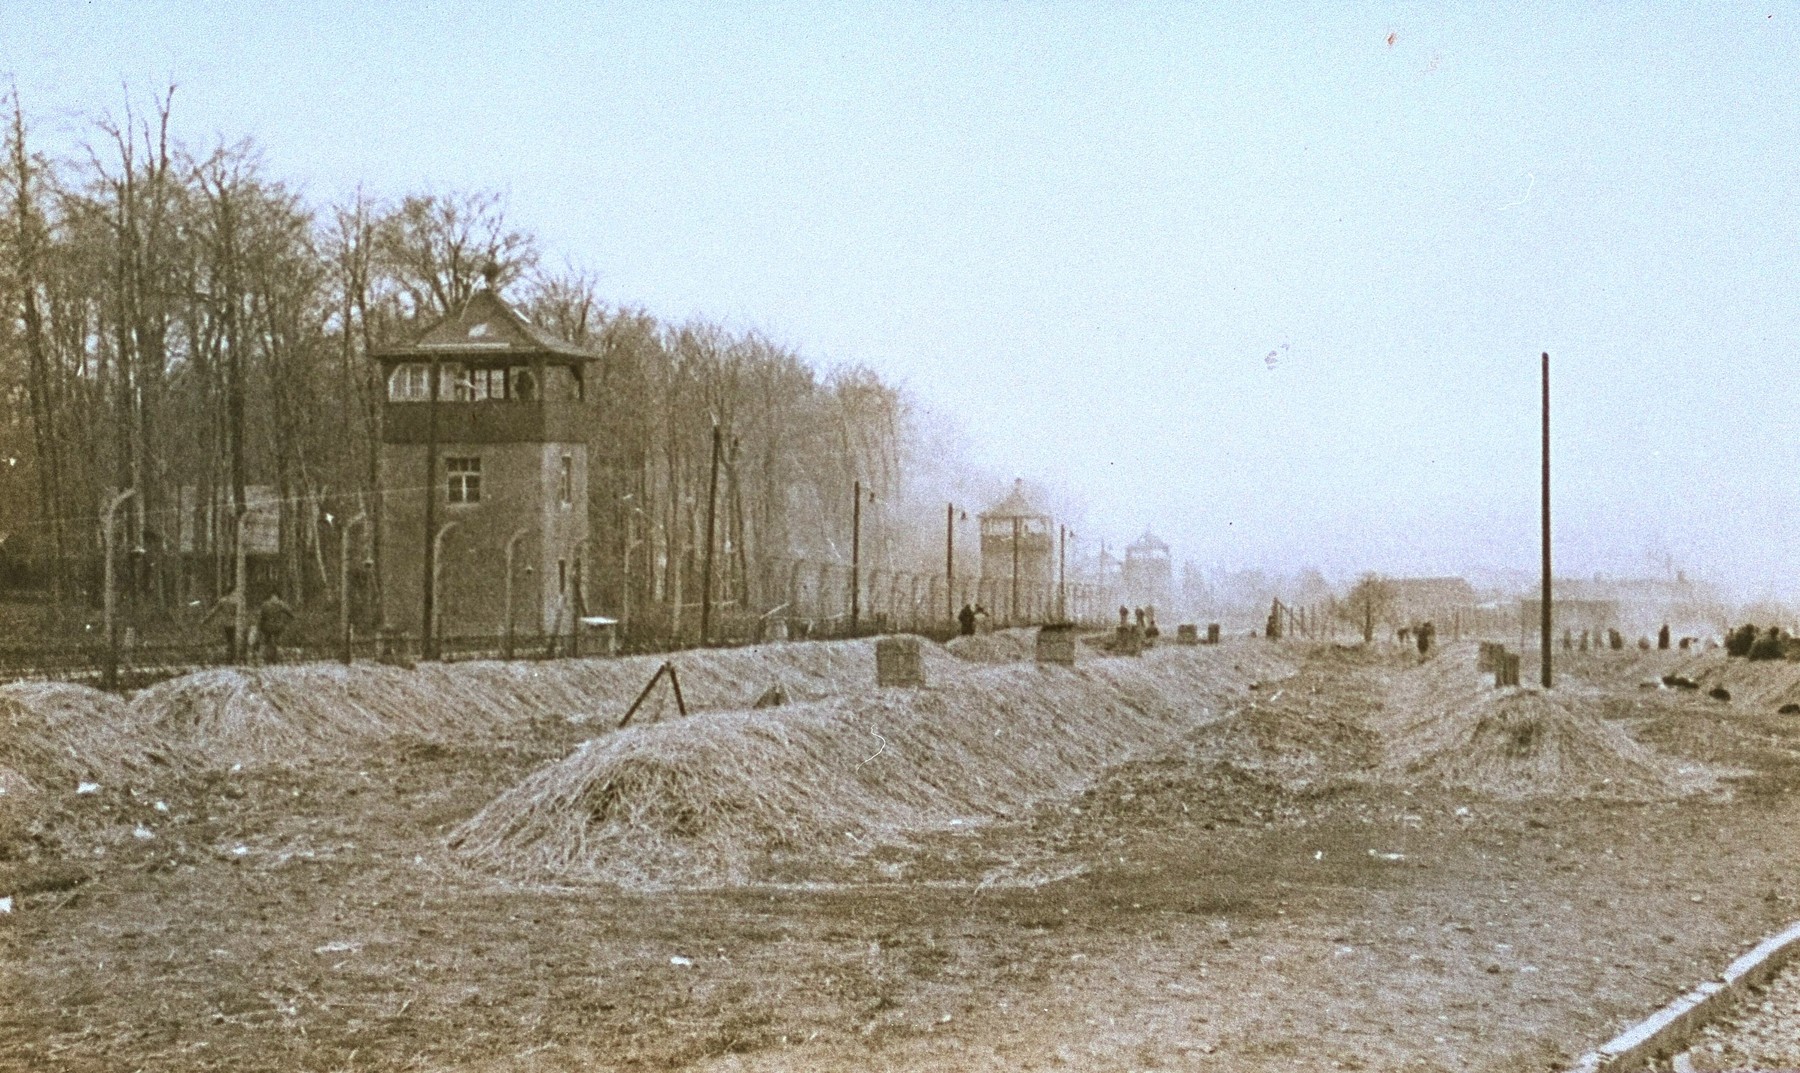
xmin=850 ymin=480 xmax=862 ymax=632
xmin=421 ymin=356 xmax=441 ymax=659
xmin=1010 ymin=516 xmax=1021 ymax=626
xmin=1541 ymin=351 xmax=1553 ymax=688
xmin=945 ymin=502 xmax=955 ymax=623
xmin=700 ymin=423 xmax=721 ymax=646
xmin=1058 ymin=524 xmax=1067 ymax=622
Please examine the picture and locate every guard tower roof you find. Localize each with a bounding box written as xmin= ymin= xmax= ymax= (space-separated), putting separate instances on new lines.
xmin=980 ymin=479 xmax=1047 ymax=520
xmin=373 ymin=287 xmax=593 ymax=364
xmin=1126 ymin=530 xmax=1170 ymax=555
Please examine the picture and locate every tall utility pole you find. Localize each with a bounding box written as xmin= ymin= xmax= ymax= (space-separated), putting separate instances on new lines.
xmin=420 ymin=356 xmax=441 ymax=660
xmin=1058 ymin=524 xmax=1067 ymax=622
xmin=1541 ymin=351 xmax=1554 ymax=688
xmin=1010 ymin=516 xmax=1021 ymax=625
xmin=700 ymin=423 xmax=722 ymax=646
xmin=850 ymin=479 xmax=862 ymax=632
xmin=945 ymin=502 xmax=955 ymax=623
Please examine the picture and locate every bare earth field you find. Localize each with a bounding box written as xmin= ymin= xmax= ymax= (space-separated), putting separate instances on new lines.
xmin=3 ymin=639 xmax=1800 ymax=1073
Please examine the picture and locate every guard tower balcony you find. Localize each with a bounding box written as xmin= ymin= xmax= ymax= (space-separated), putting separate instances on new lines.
xmin=373 ymin=286 xmax=595 ymax=444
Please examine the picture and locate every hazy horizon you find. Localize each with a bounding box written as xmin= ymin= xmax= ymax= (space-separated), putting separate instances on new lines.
xmin=7 ymin=3 xmax=1797 ymax=601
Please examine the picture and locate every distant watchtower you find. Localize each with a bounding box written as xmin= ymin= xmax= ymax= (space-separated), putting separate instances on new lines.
xmin=373 ymin=279 xmax=592 ymax=652
xmin=979 ymin=479 xmax=1054 ymax=624
xmin=1122 ymin=530 xmax=1172 ymax=613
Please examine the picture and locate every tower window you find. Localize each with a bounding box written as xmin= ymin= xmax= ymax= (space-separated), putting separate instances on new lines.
xmin=387 ymin=363 xmax=431 ymax=401
xmin=559 ymin=454 xmax=574 ymax=507
xmin=446 ymin=457 xmax=481 ymax=504
xmin=470 ymin=368 xmax=505 ymax=401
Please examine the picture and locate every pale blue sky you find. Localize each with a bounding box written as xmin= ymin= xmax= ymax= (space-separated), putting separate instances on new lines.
xmin=7 ymin=3 xmax=1798 ymax=595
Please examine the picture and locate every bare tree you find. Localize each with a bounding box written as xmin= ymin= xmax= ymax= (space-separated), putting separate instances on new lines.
xmin=1338 ymin=572 xmax=1398 ymax=644
xmin=376 ymin=191 xmax=537 ymax=317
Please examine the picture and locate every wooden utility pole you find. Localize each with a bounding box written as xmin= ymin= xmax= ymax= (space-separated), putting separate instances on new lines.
xmin=700 ymin=423 xmax=721 ymax=646
xmin=850 ymin=480 xmax=862 ymax=632
xmin=1541 ymin=351 xmax=1553 ymax=689
xmin=421 ymin=356 xmax=441 ymax=659
xmin=1010 ymin=516 xmax=1021 ymax=626
xmin=1058 ymin=524 xmax=1067 ymax=622
xmin=945 ymin=502 xmax=955 ymax=623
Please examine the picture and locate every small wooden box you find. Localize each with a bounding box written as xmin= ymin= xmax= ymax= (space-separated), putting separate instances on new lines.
xmin=876 ymin=635 xmax=925 ymax=687
xmin=1114 ymin=624 xmax=1143 ymax=656
xmin=1176 ymin=624 xmax=1199 ymax=645
xmin=1036 ymin=624 xmax=1077 ymax=666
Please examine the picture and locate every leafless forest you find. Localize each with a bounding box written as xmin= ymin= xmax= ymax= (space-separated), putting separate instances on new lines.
xmin=0 ymin=87 xmax=990 ymax=646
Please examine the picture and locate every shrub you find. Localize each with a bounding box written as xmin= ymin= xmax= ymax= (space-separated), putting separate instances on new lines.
xmin=1749 ymin=629 xmax=1786 ymax=662
xmin=1726 ymin=624 xmax=1758 ymax=658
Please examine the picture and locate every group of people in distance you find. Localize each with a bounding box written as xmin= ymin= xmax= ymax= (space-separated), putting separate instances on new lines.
xmin=200 ymin=589 xmax=296 ymax=663
xmin=1118 ymin=605 xmax=1159 ymax=638
xmin=956 ymin=603 xmax=991 ymax=636
xmin=1396 ymin=621 xmax=1436 ymax=655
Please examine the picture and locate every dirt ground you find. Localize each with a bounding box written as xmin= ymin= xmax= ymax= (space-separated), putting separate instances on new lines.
xmin=3 ymin=641 xmax=1799 ymax=1073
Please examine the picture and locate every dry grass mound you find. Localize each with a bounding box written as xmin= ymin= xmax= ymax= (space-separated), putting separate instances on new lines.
xmin=450 ymin=645 xmax=1292 ymax=888
xmin=111 ymin=638 xmax=958 ymax=771
xmin=944 ymin=628 xmax=1038 ymax=664
xmin=0 ymin=682 xmax=157 ymax=857
xmin=1187 ymin=691 xmax=1381 ymax=790
xmin=1387 ymin=685 xmax=1711 ymax=800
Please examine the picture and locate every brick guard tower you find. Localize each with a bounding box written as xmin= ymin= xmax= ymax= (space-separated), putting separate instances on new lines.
xmin=373 ymin=281 xmax=591 ymax=654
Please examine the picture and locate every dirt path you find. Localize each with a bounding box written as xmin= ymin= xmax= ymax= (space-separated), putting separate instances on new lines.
xmin=2 ymin=643 xmax=1798 ymax=1072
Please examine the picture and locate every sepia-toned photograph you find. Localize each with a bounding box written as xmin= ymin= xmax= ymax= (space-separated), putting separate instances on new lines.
xmin=2 ymin=5 xmax=1799 ymax=1070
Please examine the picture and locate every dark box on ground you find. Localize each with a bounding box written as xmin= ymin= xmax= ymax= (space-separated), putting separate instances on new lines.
xmin=876 ymin=635 xmax=925 ymax=687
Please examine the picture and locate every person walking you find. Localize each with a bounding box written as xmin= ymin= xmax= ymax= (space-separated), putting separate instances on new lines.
xmin=257 ymin=592 xmax=295 ymax=665
xmin=202 ymin=589 xmax=244 ymax=662
xmin=958 ymin=603 xmax=977 ymax=637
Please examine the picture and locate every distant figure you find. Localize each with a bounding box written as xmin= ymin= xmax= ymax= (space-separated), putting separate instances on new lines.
xmin=1134 ymin=607 xmax=1147 ymax=629
xmin=958 ymin=603 xmax=977 ymax=637
xmin=1562 ymin=629 xmax=1572 ymax=652
xmin=973 ymin=604 xmax=990 ymax=634
xmin=1679 ymin=637 xmax=1693 ymax=651
xmin=202 ymin=589 xmax=244 ymax=662
xmin=1397 ymin=626 xmax=1412 ymax=643
xmin=1145 ymin=607 xmax=1160 ymax=639
xmin=1637 ymin=636 xmax=1651 ymax=651
xmin=1580 ymin=629 xmax=1590 ymax=653
xmin=1416 ymin=621 xmax=1434 ymax=656
xmin=1658 ymin=623 xmax=1671 ymax=651
xmin=257 ymin=593 xmax=295 ymax=664
xmin=1119 ymin=606 xmax=1131 ymax=627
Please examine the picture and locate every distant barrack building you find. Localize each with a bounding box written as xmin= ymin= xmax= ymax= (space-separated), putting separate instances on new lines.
xmin=1517 ymin=573 xmax=1724 ymax=640
xmin=373 ymin=284 xmax=593 ymax=642
xmin=979 ymin=480 xmax=1054 ymax=624
xmin=1388 ymin=576 xmax=1478 ymax=624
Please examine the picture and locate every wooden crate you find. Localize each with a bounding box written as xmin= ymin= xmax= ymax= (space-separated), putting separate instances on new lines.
xmin=1036 ymin=625 xmax=1077 ymax=666
xmin=875 ymin=635 xmax=925 ymax=687
xmin=1176 ymin=624 xmax=1199 ymax=645
xmin=1114 ymin=624 xmax=1143 ymax=656
xmin=1495 ymin=651 xmax=1520 ymax=688
xmin=1206 ymin=623 xmax=1222 ymax=645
